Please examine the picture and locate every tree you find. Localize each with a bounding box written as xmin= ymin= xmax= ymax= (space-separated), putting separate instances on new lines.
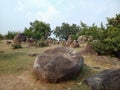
xmin=0 ymin=33 xmax=3 ymax=40
xmin=77 ymin=21 xmax=89 ymax=37
xmin=107 ymin=14 xmax=120 ymax=28
xmin=5 ymin=31 xmax=19 ymax=39
xmin=92 ymin=14 xmax=120 ymax=57
xmin=24 ymin=20 xmax=51 ymax=40
xmin=53 ymin=22 xmax=80 ymax=40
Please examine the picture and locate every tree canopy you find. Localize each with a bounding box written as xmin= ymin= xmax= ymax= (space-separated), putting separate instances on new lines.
xmin=5 ymin=31 xmax=19 ymax=39
xmin=24 ymin=20 xmax=51 ymax=40
xmin=0 ymin=33 xmax=3 ymax=40
xmin=3 ymin=13 xmax=120 ymax=58
xmin=78 ymin=14 xmax=120 ymax=58
xmin=53 ymin=23 xmax=80 ymax=40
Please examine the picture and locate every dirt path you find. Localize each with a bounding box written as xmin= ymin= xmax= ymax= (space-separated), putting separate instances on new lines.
xmin=0 ymin=72 xmax=77 ymax=90
xmin=0 ymin=74 xmax=34 ymax=90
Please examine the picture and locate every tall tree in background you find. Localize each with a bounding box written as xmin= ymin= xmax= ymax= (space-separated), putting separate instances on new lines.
xmin=53 ymin=22 xmax=80 ymax=40
xmin=24 ymin=20 xmax=51 ymax=40
xmin=93 ymin=14 xmax=120 ymax=57
xmin=0 ymin=33 xmax=3 ymax=40
xmin=5 ymin=31 xmax=19 ymax=39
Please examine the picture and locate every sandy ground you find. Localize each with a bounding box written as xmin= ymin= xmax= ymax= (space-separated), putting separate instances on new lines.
xmin=0 ymin=72 xmax=76 ymax=90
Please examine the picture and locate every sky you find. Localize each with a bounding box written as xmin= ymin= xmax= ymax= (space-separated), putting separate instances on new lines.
xmin=0 ymin=0 xmax=120 ymax=35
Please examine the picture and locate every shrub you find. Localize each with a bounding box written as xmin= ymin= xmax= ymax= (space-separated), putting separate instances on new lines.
xmin=12 ymin=44 xmax=22 ymax=49
xmin=0 ymin=34 xmax=3 ymax=40
xmin=5 ymin=31 xmax=19 ymax=39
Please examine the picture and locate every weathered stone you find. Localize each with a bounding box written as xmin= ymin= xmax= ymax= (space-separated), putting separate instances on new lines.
xmin=13 ymin=33 xmax=26 ymax=45
xmin=33 ymin=47 xmax=84 ymax=83
xmin=77 ymin=35 xmax=87 ymax=44
xmin=84 ymin=69 xmax=120 ymax=90
xmin=26 ymin=38 xmax=37 ymax=47
xmin=80 ymin=43 xmax=97 ymax=55
xmin=70 ymin=40 xmax=79 ymax=48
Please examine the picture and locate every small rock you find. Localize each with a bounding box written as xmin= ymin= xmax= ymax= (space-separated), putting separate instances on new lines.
xmin=77 ymin=82 xmax=82 ymax=86
xmin=93 ymin=67 xmax=100 ymax=69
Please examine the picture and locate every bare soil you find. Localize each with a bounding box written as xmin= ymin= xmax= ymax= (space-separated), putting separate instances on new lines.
xmin=0 ymin=40 xmax=120 ymax=90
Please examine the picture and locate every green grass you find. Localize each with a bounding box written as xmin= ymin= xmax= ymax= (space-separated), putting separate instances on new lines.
xmin=0 ymin=51 xmax=35 ymax=74
xmin=1 ymin=40 xmax=118 ymax=90
xmin=70 ymin=64 xmax=94 ymax=90
xmin=0 ymin=41 xmax=40 ymax=74
xmin=0 ymin=40 xmax=93 ymax=90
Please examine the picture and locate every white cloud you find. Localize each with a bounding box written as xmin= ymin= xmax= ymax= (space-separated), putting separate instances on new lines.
xmin=16 ymin=0 xmax=24 ymax=11
xmin=36 ymin=6 xmax=60 ymax=21
xmin=15 ymin=0 xmax=120 ymax=29
xmin=21 ymin=0 xmax=63 ymax=25
xmin=25 ymin=5 xmax=61 ymax=22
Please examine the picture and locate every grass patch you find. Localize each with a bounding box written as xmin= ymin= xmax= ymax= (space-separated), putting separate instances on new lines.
xmin=0 ymin=54 xmax=35 ymax=74
xmin=70 ymin=64 xmax=93 ymax=90
xmin=0 ymin=40 xmax=119 ymax=90
xmin=0 ymin=52 xmax=25 ymax=60
xmin=0 ymin=40 xmax=46 ymax=74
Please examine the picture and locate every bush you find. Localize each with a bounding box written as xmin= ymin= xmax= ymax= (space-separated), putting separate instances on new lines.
xmin=78 ymin=14 xmax=120 ymax=58
xmin=0 ymin=34 xmax=3 ymax=40
xmin=71 ymin=35 xmax=78 ymax=40
xmin=12 ymin=44 xmax=22 ymax=49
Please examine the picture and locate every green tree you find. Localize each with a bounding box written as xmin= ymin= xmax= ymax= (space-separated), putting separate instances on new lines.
xmin=107 ymin=14 xmax=120 ymax=28
xmin=0 ymin=33 xmax=3 ymax=40
xmin=77 ymin=21 xmax=89 ymax=37
xmin=53 ymin=22 xmax=80 ymax=40
xmin=24 ymin=27 xmax=33 ymax=38
xmin=93 ymin=14 xmax=120 ymax=57
xmin=5 ymin=31 xmax=19 ymax=39
xmin=24 ymin=20 xmax=51 ymax=40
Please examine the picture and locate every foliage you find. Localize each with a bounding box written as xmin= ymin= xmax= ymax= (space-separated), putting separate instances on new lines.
xmin=93 ymin=26 xmax=120 ymax=57
xmin=0 ymin=33 xmax=3 ymax=40
xmin=53 ymin=23 xmax=80 ymax=40
xmin=11 ymin=44 xmax=22 ymax=49
xmin=77 ymin=14 xmax=120 ymax=58
xmin=78 ymin=22 xmax=102 ymax=40
xmin=71 ymin=35 xmax=78 ymax=40
xmin=5 ymin=31 xmax=19 ymax=39
xmin=24 ymin=20 xmax=51 ymax=40
xmin=92 ymin=14 xmax=120 ymax=57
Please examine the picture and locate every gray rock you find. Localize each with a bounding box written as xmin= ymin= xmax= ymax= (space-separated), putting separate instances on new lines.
xmin=84 ymin=69 xmax=120 ymax=90
xmin=33 ymin=46 xmax=84 ymax=83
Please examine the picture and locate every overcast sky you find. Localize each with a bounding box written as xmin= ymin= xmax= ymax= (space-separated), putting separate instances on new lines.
xmin=0 ymin=0 xmax=120 ymax=35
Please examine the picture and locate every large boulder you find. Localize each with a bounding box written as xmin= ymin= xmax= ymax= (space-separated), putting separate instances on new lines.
xmin=13 ymin=33 xmax=26 ymax=45
xmin=33 ymin=47 xmax=84 ymax=83
xmin=84 ymin=69 xmax=120 ymax=90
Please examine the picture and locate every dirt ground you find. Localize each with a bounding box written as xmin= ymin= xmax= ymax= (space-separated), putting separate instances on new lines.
xmin=0 ymin=40 xmax=120 ymax=90
xmin=0 ymin=57 xmax=119 ymax=90
xmin=0 ymin=72 xmax=84 ymax=90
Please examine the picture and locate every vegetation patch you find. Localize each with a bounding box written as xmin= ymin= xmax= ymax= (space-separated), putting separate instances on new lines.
xmin=11 ymin=44 xmax=22 ymax=49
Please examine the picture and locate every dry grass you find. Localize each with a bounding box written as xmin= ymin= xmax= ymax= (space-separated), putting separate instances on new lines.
xmin=0 ymin=40 xmax=120 ymax=90
xmin=83 ymin=55 xmax=120 ymax=71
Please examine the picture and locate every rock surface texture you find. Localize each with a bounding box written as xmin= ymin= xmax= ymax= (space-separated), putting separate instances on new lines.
xmin=33 ymin=47 xmax=84 ymax=83
xmin=84 ymin=69 xmax=120 ymax=90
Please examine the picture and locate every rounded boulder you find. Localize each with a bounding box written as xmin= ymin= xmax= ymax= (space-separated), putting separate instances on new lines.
xmin=33 ymin=46 xmax=84 ymax=83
